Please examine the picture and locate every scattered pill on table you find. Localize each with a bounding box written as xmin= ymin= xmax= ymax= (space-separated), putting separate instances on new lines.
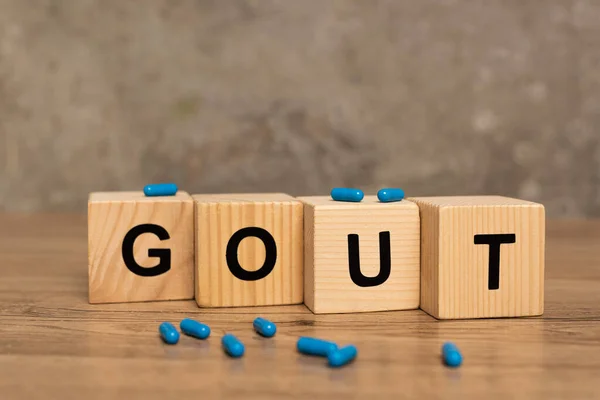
xmin=143 ymin=183 xmax=178 ymax=197
xmin=222 ymin=334 xmax=245 ymax=358
xmin=253 ymin=317 xmax=277 ymax=338
xmin=328 ymin=345 xmax=358 ymax=368
xmin=297 ymin=337 xmax=338 ymax=357
xmin=442 ymin=342 xmax=463 ymax=367
xmin=180 ymin=318 xmax=211 ymax=340
xmin=377 ymin=188 xmax=405 ymax=203
xmin=159 ymin=322 xmax=179 ymax=345
xmin=330 ymin=188 xmax=364 ymax=202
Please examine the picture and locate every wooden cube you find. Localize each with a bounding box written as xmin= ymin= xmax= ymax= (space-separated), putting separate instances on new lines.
xmin=193 ymin=193 xmax=303 ymax=307
xmin=410 ymin=196 xmax=545 ymax=319
xmin=299 ymin=196 xmax=420 ymax=314
xmin=88 ymin=191 xmax=194 ymax=304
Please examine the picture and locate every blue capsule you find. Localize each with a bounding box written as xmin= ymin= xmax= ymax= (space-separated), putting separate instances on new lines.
xmin=180 ymin=318 xmax=211 ymax=340
xmin=159 ymin=322 xmax=179 ymax=345
xmin=143 ymin=183 xmax=178 ymax=197
xmin=253 ymin=317 xmax=277 ymax=338
xmin=442 ymin=342 xmax=463 ymax=367
xmin=377 ymin=188 xmax=405 ymax=203
xmin=328 ymin=345 xmax=358 ymax=367
xmin=331 ymin=188 xmax=364 ymax=202
xmin=297 ymin=337 xmax=338 ymax=357
xmin=222 ymin=334 xmax=245 ymax=358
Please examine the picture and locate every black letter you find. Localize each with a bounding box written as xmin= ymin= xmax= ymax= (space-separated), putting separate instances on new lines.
xmin=122 ymin=224 xmax=171 ymax=277
xmin=474 ymin=233 xmax=516 ymax=290
xmin=226 ymin=227 xmax=277 ymax=281
xmin=348 ymin=231 xmax=391 ymax=287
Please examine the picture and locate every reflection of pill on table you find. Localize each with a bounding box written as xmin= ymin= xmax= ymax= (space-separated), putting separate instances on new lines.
xmin=180 ymin=318 xmax=211 ymax=340
xmin=442 ymin=342 xmax=463 ymax=367
xmin=159 ymin=322 xmax=180 ymax=344
xmin=253 ymin=317 xmax=277 ymax=338
xmin=297 ymin=337 xmax=338 ymax=357
xmin=222 ymin=334 xmax=245 ymax=358
xmin=143 ymin=183 xmax=178 ymax=197
xmin=330 ymin=188 xmax=364 ymax=202
xmin=377 ymin=188 xmax=405 ymax=203
xmin=328 ymin=345 xmax=358 ymax=367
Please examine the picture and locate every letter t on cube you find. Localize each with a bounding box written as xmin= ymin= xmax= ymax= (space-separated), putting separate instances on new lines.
xmin=410 ymin=196 xmax=545 ymax=319
xmin=299 ymin=196 xmax=420 ymax=314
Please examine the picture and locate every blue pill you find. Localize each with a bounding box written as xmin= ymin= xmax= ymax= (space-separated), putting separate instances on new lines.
xmin=297 ymin=337 xmax=338 ymax=357
xmin=377 ymin=188 xmax=405 ymax=203
xmin=180 ymin=318 xmax=211 ymax=340
xmin=159 ymin=322 xmax=179 ymax=345
xmin=442 ymin=342 xmax=463 ymax=367
xmin=222 ymin=334 xmax=245 ymax=358
xmin=328 ymin=345 xmax=358 ymax=367
xmin=143 ymin=183 xmax=178 ymax=197
xmin=331 ymin=188 xmax=364 ymax=202
xmin=253 ymin=317 xmax=277 ymax=338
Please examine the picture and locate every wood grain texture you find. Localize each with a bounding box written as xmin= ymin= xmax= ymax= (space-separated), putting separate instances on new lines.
xmin=410 ymin=196 xmax=545 ymax=319
xmin=193 ymin=193 xmax=303 ymax=307
xmin=0 ymin=215 xmax=600 ymax=399
xmin=299 ymin=196 xmax=420 ymax=314
xmin=88 ymin=192 xmax=194 ymax=303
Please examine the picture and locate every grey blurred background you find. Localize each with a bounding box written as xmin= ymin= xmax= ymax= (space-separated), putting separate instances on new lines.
xmin=0 ymin=0 xmax=598 ymax=217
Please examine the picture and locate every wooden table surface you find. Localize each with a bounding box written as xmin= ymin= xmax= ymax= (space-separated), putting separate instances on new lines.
xmin=1 ymin=215 xmax=599 ymax=399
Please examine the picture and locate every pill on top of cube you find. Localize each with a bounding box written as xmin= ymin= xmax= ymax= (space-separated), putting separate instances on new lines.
xmin=330 ymin=188 xmax=364 ymax=202
xmin=143 ymin=182 xmax=178 ymax=197
xmin=377 ymin=188 xmax=405 ymax=203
